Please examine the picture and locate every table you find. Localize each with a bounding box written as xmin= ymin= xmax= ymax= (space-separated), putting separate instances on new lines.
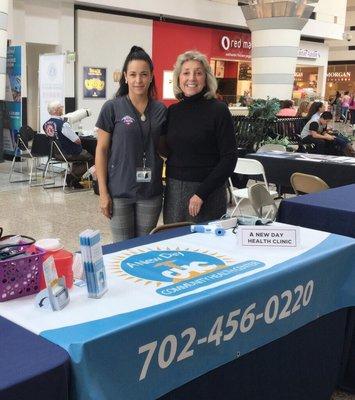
xmin=80 ymin=135 xmax=97 ymax=157
xmin=278 ymin=184 xmax=355 ymax=238
xmin=0 ymin=315 xmax=70 ymax=400
xmin=278 ymin=184 xmax=355 ymax=392
xmin=1 ymin=226 xmax=355 ymax=400
xmin=247 ymin=152 xmax=355 ymax=193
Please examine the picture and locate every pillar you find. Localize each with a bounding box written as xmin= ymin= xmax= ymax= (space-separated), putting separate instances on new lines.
xmin=240 ymin=0 xmax=318 ymax=100
xmin=0 ymin=0 xmax=8 ymax=100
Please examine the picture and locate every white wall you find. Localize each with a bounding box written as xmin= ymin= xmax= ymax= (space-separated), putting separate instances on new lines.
xmin=80 ymin=0 xmax=346 ymax=40
xmin=327 ymin=0 xmax=355 ymax=62
xmin=297 ymin=40 xmax=329 ymax=68
xmin=75 ymin=0 xmax=246 ymax=29
xmin=26 ymin=43 xmax=57 ymax=130
xmin=8 ymin=0 xmax=74 ymax=98
xmin=76 ymin=10 xmax=152 ymax=130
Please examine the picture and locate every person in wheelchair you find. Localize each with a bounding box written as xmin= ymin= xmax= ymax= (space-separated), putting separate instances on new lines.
xmin=300 ymin=111 xmax=355 ymax=157
xmin=43 ymin=101 xmax=93 ymax=188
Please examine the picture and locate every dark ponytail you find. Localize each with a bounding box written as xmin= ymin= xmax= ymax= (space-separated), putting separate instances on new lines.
xmin=116 ymin=46 xmax=157 ymax=99
xmin=306 ymin=101 xmax=323 ymax=121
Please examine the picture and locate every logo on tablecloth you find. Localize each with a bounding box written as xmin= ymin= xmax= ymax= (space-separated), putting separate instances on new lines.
xmin=109 ymin=247 xmax=265 ymax=297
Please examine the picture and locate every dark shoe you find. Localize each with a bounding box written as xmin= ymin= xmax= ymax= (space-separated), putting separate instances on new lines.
xmin=71 ymin=181 xmax=84 ymax=189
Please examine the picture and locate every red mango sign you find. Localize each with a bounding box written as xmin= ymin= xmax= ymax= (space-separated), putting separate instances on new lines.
xmin=211 ymin=30 xmax=252 ymax=60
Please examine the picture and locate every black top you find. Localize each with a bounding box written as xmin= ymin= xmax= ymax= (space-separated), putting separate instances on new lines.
xmin=165 ymin=91 xmax=237 ymax=201
xmin=96 ymin=96 xmax=167 ymax=199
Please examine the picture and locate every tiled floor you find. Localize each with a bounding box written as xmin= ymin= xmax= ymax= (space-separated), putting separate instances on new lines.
xmin=0 ymin=158 xmax=354 ymax=399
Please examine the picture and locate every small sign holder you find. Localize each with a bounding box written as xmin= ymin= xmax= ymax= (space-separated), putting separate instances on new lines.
xmin=237 ymin=226 xmax=300 ymax=248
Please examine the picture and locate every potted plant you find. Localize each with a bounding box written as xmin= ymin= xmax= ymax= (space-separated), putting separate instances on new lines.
xmin=259 ymin=135 xmax=298 ymax=151
xmin=248 ymin=97 xmax=280 ymax=120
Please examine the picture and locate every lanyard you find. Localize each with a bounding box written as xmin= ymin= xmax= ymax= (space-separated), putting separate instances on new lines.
xmin=127 ymin=96 xmax=152 ymax=167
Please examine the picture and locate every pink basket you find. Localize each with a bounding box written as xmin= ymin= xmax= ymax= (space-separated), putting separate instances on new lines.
xmin=0 ymin=245 xmax=45 ymax=302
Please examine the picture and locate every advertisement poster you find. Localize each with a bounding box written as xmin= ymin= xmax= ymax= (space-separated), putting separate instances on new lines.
xmin=39 ymin=53 xmax=65 ymax=133
xmin=238 ymin=63 xmax=252 ymax=80
xmin=162 ymin=70 xmax=175 ymax=100
xmin=4 ymin=46 xmax=22 ymax=155
xmin=83 ymin=67 xmax=106 ymax=98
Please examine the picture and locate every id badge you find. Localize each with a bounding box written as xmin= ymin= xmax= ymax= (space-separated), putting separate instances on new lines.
xmin=136 ymin=168 xmax=152 ymax=183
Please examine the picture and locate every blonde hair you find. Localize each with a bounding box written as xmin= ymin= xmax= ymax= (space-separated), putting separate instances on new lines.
xmin=173 ymin=50 xmax=217 ymax=100
xmin=296 ymin=100 xmax=310 ymax=117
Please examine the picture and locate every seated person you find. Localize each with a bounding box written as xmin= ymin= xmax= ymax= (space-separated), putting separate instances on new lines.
xmin=43 ymin=101 xmax=93 ymax=188
xmin=300 ymin=111 xmax=355 ymax=157
xmin=277 ymin=100 xmax=297 ymax=117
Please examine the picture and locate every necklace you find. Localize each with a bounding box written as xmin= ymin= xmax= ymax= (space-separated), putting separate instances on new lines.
xmin=127 ymin=95 xmax=148 ymax=122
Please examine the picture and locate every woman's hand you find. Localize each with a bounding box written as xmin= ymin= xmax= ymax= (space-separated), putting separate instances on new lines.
xmin=99 ymin=193 xmax=113 ymax=219
xmin=188 ymin=195 xmax=203 ymax=218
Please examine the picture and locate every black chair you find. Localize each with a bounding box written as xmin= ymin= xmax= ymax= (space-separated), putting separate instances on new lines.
xmin=233 ymin=117 xmax=267 ymax=156
xmin=9 ymin=130 xmax=51 ymax=185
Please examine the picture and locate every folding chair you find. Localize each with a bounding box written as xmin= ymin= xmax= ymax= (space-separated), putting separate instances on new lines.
xmin=43 ymin=139 xmax=90 ymax=192
xmin=228 ymin=158 xmax=278 ymax=217
xmin=257 ymin=144 xmax=286 ymax=152
xmin=9 ymin=129 xmax=50 ymax=185
xmin=248 ymin=183 xmax=278 ymax=220
xmin=290 ymin=173 xmax=329 ymax=195
xmin=150 ymin=222 xmax=193 ymax=234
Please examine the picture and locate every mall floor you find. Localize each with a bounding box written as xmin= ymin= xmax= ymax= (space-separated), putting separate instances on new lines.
xmin=0 ymin=158 xmax=354 ymax=400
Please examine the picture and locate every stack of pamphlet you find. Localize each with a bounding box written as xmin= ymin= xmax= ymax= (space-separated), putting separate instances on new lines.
xmin=79 ymin=229 xmax=107 ymax=299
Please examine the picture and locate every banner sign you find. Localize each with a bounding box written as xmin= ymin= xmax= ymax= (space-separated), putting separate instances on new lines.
xmin=1 ymin=229 xmax=354 ymax=400
xmin=83 ymin=67 xmax=106 ymax=98
xmin=39 ymin=54 xmax=65 ymax=133
xmin=211 ymin=30 xmax=251 ymax=60
xmin=298 ymin=48 xmax=320 ymax=59
xmin=4 ymin=46 xmax=22 ymax=155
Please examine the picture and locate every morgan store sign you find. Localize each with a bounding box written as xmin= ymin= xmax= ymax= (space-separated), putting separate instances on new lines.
xmin=211 ymin=30 xmax=251 ymax=60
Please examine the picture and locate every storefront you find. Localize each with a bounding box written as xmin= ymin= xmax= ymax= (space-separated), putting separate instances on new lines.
xmin=293 ymin=66 xmax=319 ymax=102
xmin=292 ymin=43 xmax=330 ymax=104
xmin=152 ymin=21 xmax=252 ymax=106
xmin=325 ymin=63 xmax=355 ymax=101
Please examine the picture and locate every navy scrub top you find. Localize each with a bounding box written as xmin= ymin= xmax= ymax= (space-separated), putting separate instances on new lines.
xmin=96 ymin=96 xmax=167 ymax=200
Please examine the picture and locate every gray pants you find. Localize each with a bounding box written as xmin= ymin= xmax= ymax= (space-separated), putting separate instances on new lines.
xmin=110 ymin=195 xmax=162 ymax=243
xmin=163 ymin=178 xmax=227 ymax=224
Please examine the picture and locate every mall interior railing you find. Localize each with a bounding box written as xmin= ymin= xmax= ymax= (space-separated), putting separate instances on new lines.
xmin=232 ymin=116 xmax=308 ymax=155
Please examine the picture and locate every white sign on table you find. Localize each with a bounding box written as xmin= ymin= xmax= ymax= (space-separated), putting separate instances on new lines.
xmin=238 ymin=226 xmax=300 ymax=248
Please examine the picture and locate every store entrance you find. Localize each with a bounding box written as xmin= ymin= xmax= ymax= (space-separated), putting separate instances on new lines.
xmin=210 ymin=59 xmax=251 ymax=105
xmin=293 ymin=66 xmax=319 ymax=103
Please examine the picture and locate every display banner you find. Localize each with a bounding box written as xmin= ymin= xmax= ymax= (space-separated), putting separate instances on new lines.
xmin=1 ymin=227 xmax=354 ymax=400
xmin=211 ymin=30 xmax=251 ymax=60
xmin=83 ymin=67 xmax=106 ymax=98
xmin=4 ymin=46 xmax=21 ymax=155
xmin=39 ymin=54 xmax=65 ymax=133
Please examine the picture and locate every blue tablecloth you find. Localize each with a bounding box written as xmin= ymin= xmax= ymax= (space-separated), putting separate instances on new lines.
xmin=278 ymin=184 xmax=355 ymax=238
xmin=1 ymin=227 xmax=355 ymax=400
xmin=0 ymin=316 xmax=70 ymax=400
xmin=278 ymin=184 xmax=355 ymax=392
xmin=38 ymin=229 xmax=355 ymax=400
